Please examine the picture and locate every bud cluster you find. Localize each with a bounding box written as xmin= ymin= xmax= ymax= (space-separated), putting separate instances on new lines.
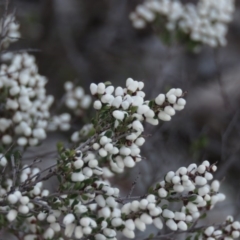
xmin=0 ymin=14 xmax=20 ymax=49
xmin=0 ymin=53 xmax=54 ymax=147
xmin=129 ymin=0 xmax=235 ymax=47
xmin=88 ymin=78 xmax=186 ymax=173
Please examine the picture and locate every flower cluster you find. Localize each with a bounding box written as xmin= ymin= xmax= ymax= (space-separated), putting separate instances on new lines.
xmin=1 ymin=151 xmax=231 ymax=240
xmin=129 ymin=0 xmax=235 ymax=47
xmin=0 ymin=53 xmax=54 ymax=146
xmin=119 ymin=161 xmax=225 ymax=238
xmin=89 ymin=78 xmax=186 ymax=173
xmin=47 ymin=113 xmax=71 ymax=131
xmin=64 ymin=81 xmax=92 ymax=115
xmin=200 ymin=215 xmax=240 ymax=239
xmin=0 ymin=14 xmax=20 ymax=49
xmin=0 ymin=53 xmax=54 ymax=148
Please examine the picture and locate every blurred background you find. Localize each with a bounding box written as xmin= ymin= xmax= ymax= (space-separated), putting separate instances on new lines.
xmin=4 ymin=0 xmax=240 ymax=238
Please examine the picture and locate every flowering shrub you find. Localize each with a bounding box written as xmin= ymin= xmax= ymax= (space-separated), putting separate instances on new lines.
xmin=0 ymin=7 xmax=239 ymax=240
xmin=130 ymin=0 xmax=235 ymax=48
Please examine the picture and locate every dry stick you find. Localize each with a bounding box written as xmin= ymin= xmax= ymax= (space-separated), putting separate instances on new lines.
xmin=213 ymin=49 xmax=232 ymax=110
xmin=0 ymin=48 xmax=42 ymax=54
xmin=221 ymin=110 xmax=239 ymax=161
xmin=10 ymin=155 xmax=17 ymax=188
xmin=127 ymin=171 xmax=141 ymax=199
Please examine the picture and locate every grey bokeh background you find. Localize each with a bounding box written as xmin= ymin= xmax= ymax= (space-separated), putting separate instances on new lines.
xmin=5 ymin=0 xmax=240 ymax=238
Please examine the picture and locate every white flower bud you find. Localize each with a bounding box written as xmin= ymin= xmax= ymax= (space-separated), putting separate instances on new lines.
xmin=205 ymin=226 xmax=215 ymax=236
xmin=120 ymin=146 xmax=131 ymax=156
xmin=177 ymin=98 xmax=186 ymax=106
xmin=140 ymin=213 xmax=152 ymax=224
xmin=115 ymin=87 xmax=124 ymax=96
xmin=197 ymin=165 xmax=206 ymax=174
xmin=80 ymin=217 xmax=90 ymax=227
xmin=205 ymin=172 xmax=213 ymax=181
xmin=73 ymin=159 xmax=84 ymax=169
xmin=0 ymin=155 xmax=7 ymax=166
xmin=112 ymin=96 xmax=122 ymax=108
xmin=168 ymin=94 xmax=177 ymax=104
xmin=122 ymin=228 xmax=135 ymax=239
xmin=134 ymin=218 xmax=146 ymax=231
xmin=90 ymin=83 xmax=98 ymax=95
xmin=144 ymin=109 xmax=155 ymax=118
xmin=95 ymin=195 xmax=106 ymax=208
xmin=172 ymin=176 xmax=181 ymax=184
xmin=99 ymin=148 xmax=108 ymax=157
xmin=137 ymin=105 xmax=149 ymax=114
xmin=18 ymin=205 xmax=29 ymax=214
xmin=128 ymin=80 xmax=139 ymax=92
xmin=135 ymin=137 xmax=145 ymax=146
xmin=178 ymin=221 xmax=188 ymax=231
xmin=17 ymin=137 xmax=28 ymax=146
xmin=65 ymin=223 xmax=75 ymax=237
xmin=72 ymin=226 xmax=83 ymax=239
xmin=164 ymin=106 xmax=175 ymax=116
xmin=211 ymin=180 xmax=220 ymax=192
xmin=93 ymin=143 xmax=100 ymax=150
xmin=43 ymin=228 xmax=54 ymax=239
xmin=63 ymin=213 xmax=75 ymax=225
xmin=124 ymin=156 xmax=135 ymax=168
xmin=195 ymin=176 xmax=207 ymax=186
xmin=158 ymin=111 xmax=171 ymax=121
xmin=155 ymin=94 xmax=165 ymax=105
xmin=153 ymin=217 xmax=163 ymax=229
xmin=158 ymin=188 xmax=167 ymax=198
xmin=162 ymin=209 xmax=175 ymax=219
xmin=112 ymin=110 xmax=125 ymax=121
xmin=146 ymin=117 xmax=159 ymax=125
xmin=20 ymin=196 xmax=29 ymax=205
xmin=94 ymin=233 xmax=106 ymax=240
xmin=7 ymin=209 xmax=18 ymax=221
xmin=166 ymin=219 xmax=178 ymax=231
xmin=97 ymin=83 xmax=105 ymax=94
xmin=125 ymin=219 xmax=135 ymax=230
xmin=93 ymin=100 xmax=102 ymax=110
xmin=71 ymin=172 xmax=85 ymax=182
xmin=111 ymin=218 xmax=122 ymax=227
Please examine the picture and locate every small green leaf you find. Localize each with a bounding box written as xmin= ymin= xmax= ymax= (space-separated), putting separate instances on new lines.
xmin=148 ymin=233 xmax=154 ymax=239
xmin=199 ymin=213 xmax=207 ymax=219
xmin=105 ymin=130 xmax=112 ymax=138
xmin=188 ymin=195 xmax=198 ymax=202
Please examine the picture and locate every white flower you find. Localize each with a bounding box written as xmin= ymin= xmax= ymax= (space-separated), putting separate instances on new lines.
xmin=166 ymin=219 xmax=178 ymax=231
xmin=153 ymin=217 xmax=163 ymax=229
xmin=18 ymin=205 xmax=29 ymax=214
xmin=155 ymin=94 xmax=165 ymax=105
xmin=112 ymin=110 xmax=125 ymax=121
xmin=65 ymin=223 xmax=75 ymax=237
xmin=140 ymin=213 xmax=153 ymax=224
xmin=97 ymin=83 xmax=106 ymax=94
xmin=134 ymin=218 xmax=146 ymax=231
xmin=122 ymin=228 xmax=135 ymax=239
xmin=115 ymin=87 xmax=124 ymax=96
xmin=164 ymin=106 xmax=175 ymax=116
xmin=211 ymin=180 xmax=220 ymax=192
xmin=158 ymin=111 xmax=171 ymax=121
xmin=178 ymin=221 xmax=188 ymax=231
xmin=71 ymin=172 xmax=85 ymax=182
xmin=6 ymin=209 xmax=18 ymax=221
xmin=63 ymin=213 xmax=75 ymax=225
xmin=123 ymin=156 xmax=135 ymax=168
xmin=163 ymin=209 xmax=175 ymax=219
xmin=0 ymin=154 xmax=7 ymax=167
xmin=90 ymin=83 xmax=98 ymax=95
xmin=158 ymin=188 xmax=168 ymax=198
xmin=205 ymin=226 xmax=215 ymax=236
xmin=43 ymin=228 xmax=54 ymax=239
